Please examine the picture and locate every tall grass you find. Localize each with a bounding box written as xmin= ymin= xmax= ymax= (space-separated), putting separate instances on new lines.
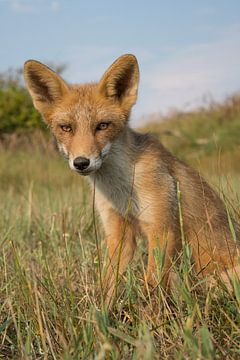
xmin=1 ymin=93 xmax=240 ymax=358
xmin=142 ymin=93 xmax=240 ymax=175
xmin=0 ymin=147 xmax=239 ymax=359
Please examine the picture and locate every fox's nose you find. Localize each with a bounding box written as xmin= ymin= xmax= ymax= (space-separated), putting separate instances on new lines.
xmin=73 ymin=157 xmax=90 ymax=171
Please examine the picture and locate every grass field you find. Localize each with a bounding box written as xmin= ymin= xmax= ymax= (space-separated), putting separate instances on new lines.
xmin=1 ymin=95 xmax=240 ymax=359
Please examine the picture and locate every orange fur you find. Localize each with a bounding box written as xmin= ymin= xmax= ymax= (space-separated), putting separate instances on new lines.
xmin=24 ymin=54 xmax=240 ymax=305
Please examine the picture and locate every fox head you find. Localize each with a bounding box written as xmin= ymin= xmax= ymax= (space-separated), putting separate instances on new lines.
xmin=24 ymin=54 xmax=139 ymax=175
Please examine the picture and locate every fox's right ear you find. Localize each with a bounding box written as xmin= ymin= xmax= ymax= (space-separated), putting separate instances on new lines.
xmin=24 ymin=60 xmax=69 ymax=117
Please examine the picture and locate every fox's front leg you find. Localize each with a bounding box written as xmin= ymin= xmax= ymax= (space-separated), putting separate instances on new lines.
xmin=146 ymin=226 xmax=178 ymax=289
xmin=103 ymin=210 xmax=136 ymax=306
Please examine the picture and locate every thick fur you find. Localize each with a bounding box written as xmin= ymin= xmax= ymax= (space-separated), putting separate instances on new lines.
xmin=24 ymin=54 xmax=240 ymax=304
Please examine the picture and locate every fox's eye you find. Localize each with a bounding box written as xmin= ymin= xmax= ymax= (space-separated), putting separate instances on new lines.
xmin=60 ymin=124 xmax=72 ymax=132
xmin=96 ymin=122 xmax=110 ymax=131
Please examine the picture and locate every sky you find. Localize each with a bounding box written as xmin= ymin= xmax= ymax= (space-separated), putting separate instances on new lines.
xmin=0 ymin=0 xmax=240 ymax=124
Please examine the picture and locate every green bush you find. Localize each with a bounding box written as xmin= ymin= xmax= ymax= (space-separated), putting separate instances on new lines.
xmin=0 ymin=65 xmax=66 ymax=134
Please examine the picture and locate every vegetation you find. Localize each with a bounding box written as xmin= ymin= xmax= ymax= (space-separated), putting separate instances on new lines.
xmin=1 ymin=148 xmax=240 ymax=359
xmin=0 ymin=69 xmax=43 ymax=134
xmin=142 ymin=93 xmax=240 ymax=174
xmin=0 ymin=65 xmax=65 ymax=134
xmin=0 ymin=70 xmax=240 ymax=358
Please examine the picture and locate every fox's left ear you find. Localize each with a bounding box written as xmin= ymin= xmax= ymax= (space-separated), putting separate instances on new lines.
xmin=99 ymin=54 xmax=139 ymax=110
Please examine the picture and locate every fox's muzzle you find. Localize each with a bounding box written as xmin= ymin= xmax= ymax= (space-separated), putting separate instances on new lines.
xmin=69 ymin=142 xmax=112 ymax=175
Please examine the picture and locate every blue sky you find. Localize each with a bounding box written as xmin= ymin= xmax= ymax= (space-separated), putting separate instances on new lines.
xmin=0 ymin=0 xmax=240 ymax=124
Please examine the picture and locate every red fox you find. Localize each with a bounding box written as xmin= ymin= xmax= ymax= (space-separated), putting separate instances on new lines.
xmin=24 ymin=54 xmax=240 ymax=304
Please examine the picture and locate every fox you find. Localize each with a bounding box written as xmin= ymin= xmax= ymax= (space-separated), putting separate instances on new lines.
xmin=24 ymin=54 xmax=240 ymax=304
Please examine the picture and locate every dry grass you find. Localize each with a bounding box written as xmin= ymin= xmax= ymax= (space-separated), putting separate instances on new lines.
xmin=0 ymin=150 xmax=239 ymax=359
xmin=1 ymin=94 xmax=240 ymax=359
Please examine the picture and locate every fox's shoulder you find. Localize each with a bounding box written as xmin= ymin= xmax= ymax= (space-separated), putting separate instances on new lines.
xmin=128 ymin=128 xmax=177 ymax=166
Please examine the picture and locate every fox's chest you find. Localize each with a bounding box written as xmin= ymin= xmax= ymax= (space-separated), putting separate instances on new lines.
xmin=90 ymin=148 xmax=154 ymax=221
xmin=92 ymin=171 xmax=155 ymax=226
xmin=94 ymin=172 xmax=139 ymax=216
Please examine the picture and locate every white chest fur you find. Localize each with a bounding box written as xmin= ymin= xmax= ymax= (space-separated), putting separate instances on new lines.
xmin=90 ymin=141 xmax=139 ymax=216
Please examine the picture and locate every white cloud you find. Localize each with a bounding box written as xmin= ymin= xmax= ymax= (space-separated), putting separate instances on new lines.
xmin=7 ymin=0 xmax=34 ymax=13
xmin=135 ymin=22 xmax=240 ymax=121
xmin=50 ymin=0 xmax=60 ymax=12
xmin=3 ymin=0 xmax=61 ymax=13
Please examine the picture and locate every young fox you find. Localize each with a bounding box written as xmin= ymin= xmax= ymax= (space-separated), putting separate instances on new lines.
xmin=24 ymin=54 xmax=240 ymax=303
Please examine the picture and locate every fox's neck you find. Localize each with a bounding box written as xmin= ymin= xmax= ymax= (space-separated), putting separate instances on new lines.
xmin=90 ymin=126 xmax=140 ymax=215
xmin=96 ymin=126 xmax=137 ymax=174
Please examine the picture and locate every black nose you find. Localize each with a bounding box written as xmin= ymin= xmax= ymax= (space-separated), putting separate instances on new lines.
xmin=73 ymin=157 xmax=90 ymax=171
